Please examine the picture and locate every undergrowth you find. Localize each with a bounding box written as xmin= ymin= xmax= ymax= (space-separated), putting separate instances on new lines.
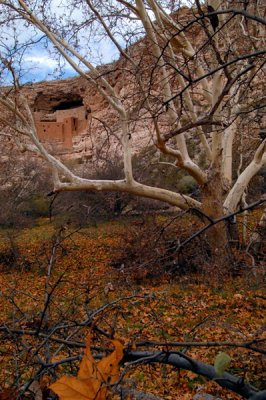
xmin=0 ymin=214 xmax=264 ymax=399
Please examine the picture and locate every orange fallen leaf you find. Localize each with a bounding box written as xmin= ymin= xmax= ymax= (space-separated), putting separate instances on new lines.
xmin=49 ymin=333 xmax=124 ymax=400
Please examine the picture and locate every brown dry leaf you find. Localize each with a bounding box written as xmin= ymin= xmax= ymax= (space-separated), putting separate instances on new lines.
xmin=181 ymin=393 xmax=192 ymax=400
xmin=186 ymin=371 xmax=198 ymax=380
xmin=104 ymin=282 xmax=114 ymax=295
xmin=49 ymin=334 xmax=124 ymax=400
xmin=49 ymin=377 xmax=93 ymax=400
xmin=0 ymin=388 xmax=19 ymax=400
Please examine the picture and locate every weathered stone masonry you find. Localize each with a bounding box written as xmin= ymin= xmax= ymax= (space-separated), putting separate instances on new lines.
xmin=34 ymin=105 xmax=90 ymax=149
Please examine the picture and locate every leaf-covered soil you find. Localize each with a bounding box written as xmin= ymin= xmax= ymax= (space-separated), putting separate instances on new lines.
xmin=0 ymin=217 xmax=265 ymax=399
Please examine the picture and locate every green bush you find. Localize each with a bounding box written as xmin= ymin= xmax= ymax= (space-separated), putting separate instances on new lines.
xmin=177 ymin=175 xmax=198 ymax=194
xmin=19 ymin=195 xmax=50 ymax=218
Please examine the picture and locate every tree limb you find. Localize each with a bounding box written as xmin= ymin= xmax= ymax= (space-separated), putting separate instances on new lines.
xmin=179 ymin=198 xmax=266 ymax=250
xmin=123 ymin=350 xmax=260 ymax=399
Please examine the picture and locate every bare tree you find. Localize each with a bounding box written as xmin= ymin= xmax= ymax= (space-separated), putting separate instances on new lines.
xmin=0 ymin=0 xmax=265 ymax=264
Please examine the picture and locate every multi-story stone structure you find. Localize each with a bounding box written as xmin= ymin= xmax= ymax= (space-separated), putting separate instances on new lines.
xmin=34 ymin=106 xmax=90 ymax=149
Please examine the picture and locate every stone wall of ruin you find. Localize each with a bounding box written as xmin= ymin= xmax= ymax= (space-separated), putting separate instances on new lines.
xmin=55 ymin=106 xmax=86 ymax=122
xmin=34 ymin=106 xmax=90 ymax=149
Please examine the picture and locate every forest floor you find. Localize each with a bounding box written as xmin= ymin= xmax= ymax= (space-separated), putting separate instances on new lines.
xmin=0 ymin=216 xmax=265 ymax=399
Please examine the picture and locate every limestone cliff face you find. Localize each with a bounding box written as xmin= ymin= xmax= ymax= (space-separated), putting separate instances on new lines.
xmin=17 ymin=63 xmax=151 ymax=163
xmin=0 ymin=6 xmax=205 ymax=165
xmin=15 ymin=5 xmax=213 ymax=164
xmin=0 ymin=4 xmax=263 ymax=170
xmin=20 ymin=76 xmax=106 ymax=161
xmin=18 ymin=57 xmax=158 ymax=164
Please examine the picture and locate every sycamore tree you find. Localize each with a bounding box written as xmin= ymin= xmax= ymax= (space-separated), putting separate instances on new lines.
xmin=0 ymin=0 xmax=265 ymax=265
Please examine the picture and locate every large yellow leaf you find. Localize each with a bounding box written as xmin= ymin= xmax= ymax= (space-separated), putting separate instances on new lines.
xmin=77 ymin=334 xmax=97 ymax=381
xmin=49 ymin=335 xmax=124 ymax=400
xmin=49 ymin=377 xmax=93 ymax=400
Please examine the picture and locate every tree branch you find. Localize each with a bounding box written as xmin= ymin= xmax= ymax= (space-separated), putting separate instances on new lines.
xmin=179 ymin=198 xmax=266 ymax=250
xmin=123 ymin=350 xmax=260 ymax=399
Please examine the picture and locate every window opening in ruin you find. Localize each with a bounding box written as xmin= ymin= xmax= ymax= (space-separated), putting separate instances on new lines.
xmin=85 ymin=109 xmax=91 ymax=120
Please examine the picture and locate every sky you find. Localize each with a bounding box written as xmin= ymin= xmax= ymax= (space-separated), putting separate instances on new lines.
xmin=1 ymin=30 xmax=121 ymax=85
xmin=0 ymin=0 xmax=190 ymax=85
xmin=0 ymin=0 xmax=123 ymax=85
xmin=21 ymin=40 xmax=120 ymax=83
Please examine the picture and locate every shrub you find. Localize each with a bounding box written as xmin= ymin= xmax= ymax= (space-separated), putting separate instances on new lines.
xmin=18 ymin=195 xmax=50 ymax=218
xmin=177 ymin=175 xmax=198 ymax=194
xmin=0 ymin=232 xmax=30 ymax=272
xmin=110 ymin=213 xmax=209 ymax=282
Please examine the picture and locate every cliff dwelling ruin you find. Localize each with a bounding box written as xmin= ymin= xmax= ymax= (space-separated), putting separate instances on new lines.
xmin=33 ymin=93 xmax=91 ymax=149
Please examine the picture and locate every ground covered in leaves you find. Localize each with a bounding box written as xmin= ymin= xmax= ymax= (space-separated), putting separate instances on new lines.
xmin=0 ymin=216 xmax=265 ymax=399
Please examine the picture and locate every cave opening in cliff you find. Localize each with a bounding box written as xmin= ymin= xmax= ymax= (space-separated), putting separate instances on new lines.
xmin=52 ymin=99 xmax=83 ymax=111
